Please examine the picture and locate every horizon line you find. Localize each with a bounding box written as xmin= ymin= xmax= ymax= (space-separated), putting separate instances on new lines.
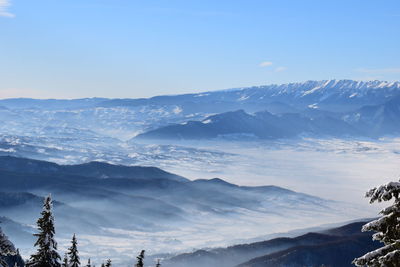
xmin=0 ymin=78 xmax=398 ymax=101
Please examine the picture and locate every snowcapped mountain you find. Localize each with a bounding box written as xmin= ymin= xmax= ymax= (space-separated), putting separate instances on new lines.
xmin=234 ymin=80 xmax=400 ymax=101
xmin=182 ymin=79 xmax=400 ymax=112
xmin=0 ymin=80 xmax=397 ymax=265
xmin=0 ymin=80 xmax=399 ymax=141
xmin=94 ymin=80 xmax=400 ymax=114
xmin=133 ymin=81 xmax=400 ymax=141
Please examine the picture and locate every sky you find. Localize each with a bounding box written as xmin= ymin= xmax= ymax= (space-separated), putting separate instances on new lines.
xmin=0 ymin=0 xmax=400 ymax=99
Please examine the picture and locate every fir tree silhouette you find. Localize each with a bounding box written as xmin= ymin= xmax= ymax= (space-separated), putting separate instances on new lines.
xmin=26 ymin=195 xmax=61 ymax=267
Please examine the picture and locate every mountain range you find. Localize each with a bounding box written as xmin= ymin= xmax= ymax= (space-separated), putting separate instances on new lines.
xmin=0 ymin=80 xmax=397 ymax=264
xmin=135 ymin=109 xmax=362 ymax=140
xmin=0 ymin=156 xmax=365 ymax=264
xmin=135 ymin=93 xmax=400 ymax=141
xmin=160 ymin=221 xmax=379 ymax=267
xmin=1 ymin=80 xmax=399 ymax=142
xmin=3 ymin=80 xmax=398 ymax=111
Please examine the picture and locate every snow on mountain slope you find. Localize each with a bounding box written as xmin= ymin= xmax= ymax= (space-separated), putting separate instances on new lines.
xmin=210 ymin=80 xmax=400 ymax=111
xmin=0 ymin=80 xmax=399 ymax=141
xmin=96 ymin=80 xmax=400 ymax=114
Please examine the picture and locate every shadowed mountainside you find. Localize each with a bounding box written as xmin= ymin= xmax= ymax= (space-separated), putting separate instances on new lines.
xmin=0 ymin=156 xmax=355 ymax=259
xmin=161 ymin=221 xmax=379 ymax=267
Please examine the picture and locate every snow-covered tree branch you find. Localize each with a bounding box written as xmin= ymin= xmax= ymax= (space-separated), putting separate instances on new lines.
xmin=353 ymin=180 xmax=400 ymax=266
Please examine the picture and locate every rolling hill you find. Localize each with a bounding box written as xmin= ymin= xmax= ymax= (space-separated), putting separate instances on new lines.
xmin=161 ymin=221 xmax=380 ymax=267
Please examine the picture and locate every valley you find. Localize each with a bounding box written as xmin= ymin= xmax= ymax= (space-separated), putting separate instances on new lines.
xmin=1 ymin=80 xmax=400 ymax=266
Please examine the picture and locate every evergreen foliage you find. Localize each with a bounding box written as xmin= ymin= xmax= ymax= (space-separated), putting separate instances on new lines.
xmin=0 ymin=224 xmax=13 ymax=267
xmin=0 ymin=224 xmax=15 ymax=255
xmin=85 ymin=259 xmax=91 ymax=267
xmin=0 ymin=258 xmax=7 ymax=267
xmin=135 ymin=250 xmax=145 ymax=267
xmin=104 ymin=259 xmax=111 ymax=267
xmin=61 ymin=253 xmax=68 ymax=267
xmin=353 ymin=181 xmax=400 ymax=266
xmin=26 ymin=195 xmax=61 ymax=267
xmin=68 ymin=234 xmax=80 ymax=267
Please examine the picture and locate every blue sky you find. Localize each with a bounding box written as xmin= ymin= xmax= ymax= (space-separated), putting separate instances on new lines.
xmin=0 ymin=0 xmax=399 ymax=99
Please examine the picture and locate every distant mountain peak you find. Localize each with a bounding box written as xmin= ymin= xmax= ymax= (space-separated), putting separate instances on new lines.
xmin=193 ymin=178 xmax=237 ymax=187
xmin=233 ymin=79 xmax=400 ymax=98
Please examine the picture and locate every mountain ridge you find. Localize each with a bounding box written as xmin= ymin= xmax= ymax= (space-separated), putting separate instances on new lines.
xmin=0 ymin=156 xmax=361 ymax=261
xmin=161 ymin=221 xmax=380 ymax=267
xmin=1 ymin=79 xmax=399 ymax=103
xmin=1 ymin=79 xmax=400 ymax=140
xmin=134 ymin=108 xmax=362 ymax=140
xmin=0 ymin=155 xmax=187 ymax=182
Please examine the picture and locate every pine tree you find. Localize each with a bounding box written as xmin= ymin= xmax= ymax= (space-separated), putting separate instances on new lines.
xmin=86 ymin=259 xmax=91 ymax=267
xmin=67 ymin=234 xmax=80 ymax=267
xmin=353 ymin=180 xmax=400 ymax=266
xmin=0 ymin=225 xmax=15 ymax=255
xmin=100 ymin=263 xmax=105 ymax=267
xmin=61 ymin=253 xmax=68 ymax=267
xmin=104 ymin=259 xmax=111 ymax=267
xmin=155 ymin=259 xmax=161 ymax=267
xmin=26 ymin=195 xmax=61 ymax=267
xmin=0 ymin=224 xmax=18 ymax=267
xmin=135 ymin=250 xmax=145 ymax=267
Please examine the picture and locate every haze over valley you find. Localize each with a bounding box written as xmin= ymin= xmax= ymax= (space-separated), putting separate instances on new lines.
xmin=2 ymin=0 xmax=400 ymax=265
xmin=1 ymin=80 xmax=400 ymax=265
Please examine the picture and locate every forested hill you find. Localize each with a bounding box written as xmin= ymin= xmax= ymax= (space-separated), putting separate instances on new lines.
xmin=161 ymin=221 xmax=379 ymax=267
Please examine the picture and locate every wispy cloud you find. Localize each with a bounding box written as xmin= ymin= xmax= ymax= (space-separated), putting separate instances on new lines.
xmin=275 ymin=66 xmax=287 ymax=72
xmin=259 ymin=61 xmax=273 ymax=67
xmin=356 ymin=68 xmax=400 ymax=74
xmin=0 ymin=0 xmax=14 ymax=18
